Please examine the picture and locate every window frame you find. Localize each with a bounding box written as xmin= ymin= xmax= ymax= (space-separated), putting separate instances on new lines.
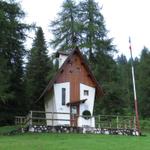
xmin=84 ymin=90 xmax=89 ymax=96
xmin=62 ymin=88 xmax=66 ymax=105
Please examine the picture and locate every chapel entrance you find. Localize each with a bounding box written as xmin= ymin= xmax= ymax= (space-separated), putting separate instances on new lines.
xmin=70 ymin=105 xmax=79 ymax=127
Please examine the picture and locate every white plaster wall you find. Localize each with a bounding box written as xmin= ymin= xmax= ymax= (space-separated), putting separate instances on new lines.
xmin=80 ymin=83 xmax=95 ymax=115
xmin=78 ymin=116 xmax=95 ymax=128
xmin=58 ymin=54 xmax=68 ymax=68
xmin=45 ymin=94 xmax=58 ymax=125
xmin=54 ymin=82 xmax=70 ymax=125
xmin=45 ymin=82 xmax=96 ymax=127
xmin=79 ymin=83 xmax=96 ymax=127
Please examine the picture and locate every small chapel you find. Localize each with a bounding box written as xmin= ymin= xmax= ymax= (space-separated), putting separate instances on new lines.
xmin=15 ymin=47 xmax=139 ymax=135
xmin=42 ymin=47 xmax=103 ymax=127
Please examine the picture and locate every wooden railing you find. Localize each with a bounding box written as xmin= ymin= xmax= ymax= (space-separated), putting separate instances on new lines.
xmin=95 ymin=115 xmax=136 ymax=129
xmin=15 ymin=111 xmax=136 ymax=130
xmin=15 ymin=111 xmax=73 ymax=127
xmin=15 ymin=111 xmax=32 ymax=126
xmin=15 ymin=116 xmax=26 ymax=125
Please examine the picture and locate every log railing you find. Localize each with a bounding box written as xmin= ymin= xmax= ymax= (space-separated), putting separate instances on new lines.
xmin=15 ymin=111 xmax=136 ymax=130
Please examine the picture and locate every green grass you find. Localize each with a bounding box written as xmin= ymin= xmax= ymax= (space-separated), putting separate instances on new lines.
xmin=0 ymin=126 xmax=19 ymax=135
xmin=0 ymin=133 xmax=150 ymax=150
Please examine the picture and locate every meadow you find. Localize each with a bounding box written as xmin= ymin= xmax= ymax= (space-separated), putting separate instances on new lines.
xmin=0 ymin=130 xmax=150 ymax=150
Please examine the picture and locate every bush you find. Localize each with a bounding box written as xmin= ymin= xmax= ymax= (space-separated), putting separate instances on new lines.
xmin=140 ymin=119 xmax=150 ymax=132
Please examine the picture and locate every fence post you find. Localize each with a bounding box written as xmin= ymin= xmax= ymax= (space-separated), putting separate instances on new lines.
xmin=129 ymin=119 xmax=131 ymax=129
xmin=116 ymin=116 xmax=119 ymax=129
xmin=21 ymin=117 xmax=22 ymax=125
xmin=130 ymin=116 xmax=133 ymax=129
xmin=15 ymin=117 xmax=17 ymax=125
xmin=133 ymin=116 xmax=136 ymax=130
xmin=99 ymin=115 xmax=101 ymax=128
xmin=30 ymin=110 xmax=33 ymax=126
xmin=52 ymin=111 xmax=54 ymax=126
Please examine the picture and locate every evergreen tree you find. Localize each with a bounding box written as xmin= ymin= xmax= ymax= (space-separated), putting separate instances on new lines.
xmin=78 ymin=0 xmax=114 ymax=59
xmin=116 ymin=54 xmax=133 ymax=114
xmin=25 ymin=27 xmax=51 ymax=110
xmin=0 ymin=57 xmax=13 ymax=103
xmin=50 ymin=0 xmax=80 ymax=51
xmin=50 ymin=0 xmax=115 ymax=57
xmin=94 ymin=54 xmax=126 ymax=115
xmin=137 ymin=47 xmax=150 ymax=118
xmin=0 ymin=0 xmax=31 ymax=124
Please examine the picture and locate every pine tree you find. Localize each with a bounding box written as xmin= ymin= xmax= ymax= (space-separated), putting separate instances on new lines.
xmin=50 ymin=0 xmax=115 ymax=57
xmin=25 ymin=27 xmax=51 ymax=110
xmin=50 ymin=0 xmax=80 ymax=51
xmin=94 ymin=54 xmax=126 ymax=115
xmin=116 ymin=54 xmax=133 ymax=114
xmin=79 ymin=0 xmax=104 ymax=58
xmin=0 ymin=57 xmax=13 ymax=103
xmin=0 ymin=0 xmax=31 ymax=124
xmin=137 ymin=47 xmax=150 ymax=118
xmin=0 ymin=0 xmax=26 ymax=103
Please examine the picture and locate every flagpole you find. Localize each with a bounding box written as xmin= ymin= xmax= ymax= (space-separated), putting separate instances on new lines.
xmin=129 ymin=37 xmax=141 ymax=135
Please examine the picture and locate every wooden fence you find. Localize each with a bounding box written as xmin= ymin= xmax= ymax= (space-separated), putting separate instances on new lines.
xmin=15 ymin=110 xmax=136 ymax=130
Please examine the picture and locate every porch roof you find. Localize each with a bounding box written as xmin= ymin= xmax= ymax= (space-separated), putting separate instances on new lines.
xmin=66 ymin=99 xmax=87 ymax=106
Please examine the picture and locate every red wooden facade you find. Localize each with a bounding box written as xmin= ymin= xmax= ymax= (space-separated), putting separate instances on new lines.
xmin=56 ymin=52 xmax=96 ymax=103
xmin=37 ymin=47 xmax=103 ymax=127
xmin=38 ymin=47 xmax=103 ymax=105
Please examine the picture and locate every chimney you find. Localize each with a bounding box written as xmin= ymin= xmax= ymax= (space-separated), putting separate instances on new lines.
xmin=56 ymin=51 xmax=69 ymax=68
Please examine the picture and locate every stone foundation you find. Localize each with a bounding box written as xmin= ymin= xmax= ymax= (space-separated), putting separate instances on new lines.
xmin=28 ymin=125 xmax=82 ymax=133
xmin=26 ymin=125 xmax=139 ymax=136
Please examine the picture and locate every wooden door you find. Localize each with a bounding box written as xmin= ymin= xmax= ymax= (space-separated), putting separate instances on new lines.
xmin=70 ymin=105 xmax=79 ymax=127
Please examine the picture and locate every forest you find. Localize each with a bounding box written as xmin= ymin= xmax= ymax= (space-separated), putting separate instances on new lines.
xmin=0 ymin=0 xmax=150 ymax=126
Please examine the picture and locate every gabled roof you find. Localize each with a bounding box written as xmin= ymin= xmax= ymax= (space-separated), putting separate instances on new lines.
xmin=36 ymin=47 xmax=103 ymax=102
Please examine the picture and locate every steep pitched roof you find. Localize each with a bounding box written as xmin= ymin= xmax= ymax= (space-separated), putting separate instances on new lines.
xmin=36 ymin=47 xmax=103 ymax=102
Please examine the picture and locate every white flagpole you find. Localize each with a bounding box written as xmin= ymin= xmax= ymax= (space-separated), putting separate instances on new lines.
xmin=129 ymin=37 xmax=141 ymax=135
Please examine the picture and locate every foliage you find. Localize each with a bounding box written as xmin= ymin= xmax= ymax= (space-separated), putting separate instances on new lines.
xmin=95 ymin=82 xmax=126 ymax=115
xmin=0 ymin=125 xmax=19 ymax=135
xmin=116 ymin=54 xmax=134 ymax=114
xmin=25 ymin=27 xmax=52 ymax=110
xmin=0 ymin=0 xmax=32 ymax=124
xmin=0 ymin=0 xmax=25 ymax=102
xmin=50 ymin=0 xmax=80 ymax=51
xmin=137 ymin=47 xmax=150 ymax=118
xmin=140 ymin=119 xmax=150 ymax=132
xmin=0 ymin=57 xmax=13 ymax=103
xmin=93 ymin=52 xmax=126 ymax=115
xmin=78 ymin=0 xmax=115 ymax=59
xmin=50 ymin=0 xmax=115 ymax=57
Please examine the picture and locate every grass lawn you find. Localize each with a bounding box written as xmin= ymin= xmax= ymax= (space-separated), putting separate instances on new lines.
xmin=0 ymin=126 xmax=19 ymax=135
xmin=0 ymin=132 xmax=150 ymax=150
